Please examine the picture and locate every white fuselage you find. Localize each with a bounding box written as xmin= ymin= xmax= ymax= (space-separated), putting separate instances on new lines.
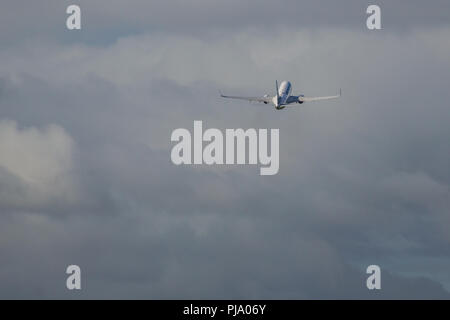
xmin=272 ymin=80 xmax=292 ymax=108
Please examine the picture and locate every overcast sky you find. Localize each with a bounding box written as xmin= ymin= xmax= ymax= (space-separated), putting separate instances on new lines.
xmin=0 ymin=0 xmax=450 ymax=299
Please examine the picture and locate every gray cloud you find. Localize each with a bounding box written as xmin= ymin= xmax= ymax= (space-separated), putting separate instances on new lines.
xmin=1 ymin=0 xmax=450 ymax=46
xmin=0 ymin=1 xmax=449 ymax=299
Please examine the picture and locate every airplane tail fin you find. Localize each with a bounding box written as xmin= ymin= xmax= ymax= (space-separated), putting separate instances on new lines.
xmin=275 ymin=80 xmax=280 ymax=105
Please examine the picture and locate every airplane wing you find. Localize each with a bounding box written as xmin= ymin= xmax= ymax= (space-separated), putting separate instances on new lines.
xmin=220 ymin=92 xmax=272 ymax=104
xmin=298 ymin=89 xmax=341 ymax=102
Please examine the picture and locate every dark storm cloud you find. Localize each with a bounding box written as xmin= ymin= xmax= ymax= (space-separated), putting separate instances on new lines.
xmin=0 ymin=1 xmax=450 ymax=299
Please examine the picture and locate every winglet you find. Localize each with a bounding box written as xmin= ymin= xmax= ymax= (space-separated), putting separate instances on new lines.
xmin=219 ymin=89 xmax=225 ymax=98
xmin=340 ymin=88 xmax=342 ymax=97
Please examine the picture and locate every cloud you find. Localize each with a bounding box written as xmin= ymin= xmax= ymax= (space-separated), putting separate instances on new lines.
xmin=0 ymin=120 xmax=78 ymax=211
xmin=0 ymin=1 xmax=449 ymax=299
xmin=1 ymin=0 xmax=450 ymax=47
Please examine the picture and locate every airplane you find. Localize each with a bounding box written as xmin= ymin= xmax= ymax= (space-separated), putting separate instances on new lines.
xmin=220 ymin=80 xmax=341 ymax=110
